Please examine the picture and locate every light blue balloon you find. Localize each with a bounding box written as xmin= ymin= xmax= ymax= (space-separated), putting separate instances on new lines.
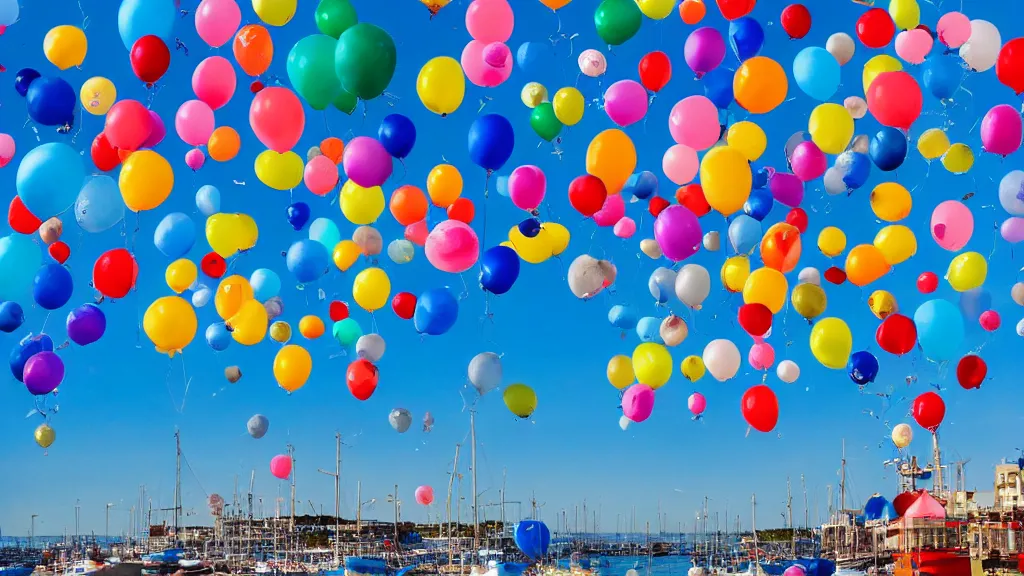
xmin=648 ymin=267 xmax=676 ymax=304
xmin=0 ymin=235 xmax=42 ymax=302
xmin=636 ymin=317 xmax=663 ymax=343
xmin=728 ymin=214 xmax=762 ymax=254
xmin=608 ymin=305 xmax=637 ymax=330
xmin=309 ymin=218 xmax=341 ymax=251
xmin=154 ymin=213 xmax=196 ymax=259
xmin=250 ymin=268 xmax=281 ymax=302
xmin=792 ymin=47 xmax=840 ymax=102
xmin=286 ymin=239 xmax=329 ymax=283
xmin=495 ymin=175 xmax=510 ymax=197
xmin=835 ymin=151 xmax=871 ymax=190
xmin=196 ymin=185 xmax=221 ymax=216
xmin=75 ymin=175 xmax=125 ymax=233
xmin=16 ymin=142 xmax=86 ymax=220
xmin=913 ymin=299 xmax=964 ymax=362
xmin=118 ymin=0 xmax=175 ymax=50
xmin=206 ymin=322 xmax=232 ymax=351
xmin=622 ymin=171 xmax=658 ymax=201
xmin=0 ymin=0 xmax=19 ymax=26
xmin=516 ymin=42 xmax=546 ymax=73
xmin=958 ymin=288 xmax=991 ymax=324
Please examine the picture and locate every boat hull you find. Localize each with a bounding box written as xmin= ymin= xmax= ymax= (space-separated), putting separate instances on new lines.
xmin=892 ymin=550 xmax=970 ymax=576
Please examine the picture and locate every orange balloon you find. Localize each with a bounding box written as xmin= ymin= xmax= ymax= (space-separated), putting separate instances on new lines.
xmin=320 ymin=137 xmax=344 ymax=164
xmin=733 ymin=56 xmax=788 ymax=115
xmin=679 ymin=0 xmax=706 ymax=24
xmin=390 ymin=185 xmax=429 ymax=226
xmin=760 ymin=222 xmax=802 ymax=274
xmin=426 ymin=164 xmax=463 ymax=208
xmin=208 ymin=127 xmax=241 ymax=162
xmin=233 ymin=25 xmax=274 ymax=77
xmin=845 ymin=244 xmax=891 ymax=287
xmin=447 ymin=197 xmax=475 ymax=224
xmin=298 ymin=315 xmax=325 ymax=339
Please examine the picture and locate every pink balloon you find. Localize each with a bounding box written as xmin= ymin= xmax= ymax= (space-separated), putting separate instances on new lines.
xmin=461 ymin=40 xmax=512 ymax=88
xmin=304 ymin=155 xmax=340 ymax=196
xmin=249 ymin=87 xmax=305 ymax=154
xmin=175 ymin=100 xmax=216 ymax=147
xmin=936 ymin=12 xmax=971 ymax=48
xmin=415 ymin=485 xmax=434 ymax=506
xmin=748 ymin=341 xmax=775 ymax=371
xmin=669 ymin=96 xmax=720 ymax=150
xmin=981 ymin=104 xmax=1023 ymax=157
xmin=141 ymin=109 xmax=165 ymax=149
xmin=270 ymin=455 xmax=292 ymax=479
xmin=603 ymin=80 xmax=649 ymax=127
xmin=106 ymin=100 xmax=153 ymax=151
xmin=507 ymin=165 xmax=546 ymax=211
xmin=0 ymin=133 xmax=14 ymax=168
xmin=613 ymin=217 xmax=636 ymax=238
xmin=662 ymin=144 xmax=699 ymax=186
xmin=931 ymin=200 xmax=973 ymax=251
xmin=425 ymin=220 xmax=480 ymax=273
xmin=483 ymin=42 xmax=510 ymax=68
xmin=594 ymin=194 xmax=626 ymax=227
xmin=578 ymin=49 xmax=607 ymax=77
xmin=465 ymin=0 xmax=514 ymax=43
xmin=192 ymin=56 xmax=237 ymax=110
xmin=405 ymin=220 xmax=429 ymax=246
xmin=769 ymin=171 xmax=804 ymax=207
xmin=195 ymin=0 xmax=241 ymax=48
xmin=790 ymin=141 xmax=827 ymax=182
xmin=622 ymin=384 xmax=655 ymax=423
xmin=895 ymin=29 xmax=933 ymax=65
xmin=1001 ymin=217 xmax=1024 ymax=243
xmin=185 ymin=148 xmax=206 ymax=171
xmin=343 ymin=137 xmax=393 ymax=188
xmin=687 ymin=392 xmax=706 ymax=415
xmin=782 ymin=567 xmax=806 ymax=576
xmin=979 ymin=310 xmax=1001 ymax=332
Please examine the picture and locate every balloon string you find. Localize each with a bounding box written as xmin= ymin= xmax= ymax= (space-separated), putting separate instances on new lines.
xmin=179 ymin=351 xmax=192 ymax=413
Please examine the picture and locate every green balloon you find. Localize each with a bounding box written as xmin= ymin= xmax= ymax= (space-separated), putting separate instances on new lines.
xmin=315 ymin=0 xmax=358 ymax=39
xmin=287 ymin=35 xmax=341 ymax=111
xmin=332 ymin=318 xmax=362 ymax=347
xmin=333 ymin=89 xmax=358 ymax=115
xmin=530 ymin=103 xmax=563 ymax=142
xmin=594 ymin=0 xmax=642 ymax=46
xmin=334 ymin=23 xmax=397 ymax=101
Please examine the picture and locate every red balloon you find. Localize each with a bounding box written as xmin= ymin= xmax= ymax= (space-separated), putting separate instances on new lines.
xmin=856 ymin=8 xmax=895 ymax=48
xmin=785 ymin=207 xmax=808 ymax=233
xmin=916 ymin=271 xmax=938 ymax=293
xmin=824 ymin=266 xmax=846 ymax=285
xmin=104 ymin=100 xmax=152 ymax=151
xmin=130 ymin=35 xmax=171 ymax=84
xmin=911 ymin=391 xmax=945 ymax=431
xmin=867 ymin=71 xmax=922 ymax=130
xmin=48 ymin=241 xmax=70 ymax=264
xmin=392 ymin=292 xmax=416 ymax=320
xmin=780 ymin=4 xmax=811 ymax=39
xmin=715 ymin=0 xmax=756 ymax=20
xmin=996 ymin=38 xmax=1024 ymax=95
xmin=638 ymin=51 xmax=672 ymax=93
xmin=675 ymin=184 xmax=711 ymax=217
xmin=738 ymin=303 xmax=773 ymax=337
xmin=250 ymin=80 xmax=265 ymax=93
xmin=346 ymin=359 xmax=379 ymax=401
xmin=893 ymin=491 xmax=921 ymax=517
xmin=956 ymin=355 xmax=987 ymax=390
xmin=8 ymin=196 xmax=42 ymax=235
xmin=740 ymin=384 xmax=779 ymax=433
xmin=875 ymin=313 xmax=917 ymax=356
xmin=329 ymin=300 xmax=349 ymax=322
xmin=568 ymin=175 xmax=607 ymax=217
xmin=201 ymin=252 xmax=227 ymax=279
xmin=649 ymin=196 xmax=670 ymax=217
xmin=90 ymin=133 xmax=121 ymax=172
xmin=93 ymin=248 xmax=139 ymax=299
xmin=446 ymin=198 xmax=475 ymax=224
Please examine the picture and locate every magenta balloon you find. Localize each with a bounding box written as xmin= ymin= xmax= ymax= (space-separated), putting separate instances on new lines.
xmin=748 ymin=341 xmax=776 ymax=370
xmin=192 ymin=56 xmax=237 ymax=110
xmin=669 ymin=96 xmax=720 ymax=150
xmin=343 ymin=137 xmax=394 ymax=188
xmin=622 ymin=384 xmax=655 ymax=422
xmin=593 ymin=194 xmax=625 ymax=227
xmin=465 ymin=0 xmax=514 ymax=43
xmin=185 ymin=149 xmax=206 ymax=171
xmin=270 ymin=454 xmax=292 ymax=479
xmin=653 ymin=205 xmax=702 ymax=262
xmin=483 ymin=42 xmax=510 ymax=68
xmin=769 ymin=172 xmax=805 ymax=207
xmin=981 ymin=104 xmax=1023 ymax=157
xmin=415 ymin=485 xmax=435 ymax=505
xmin=195 ymin=0 xmax=241 ymax=48
xmin=425 ymin=219 xmax=480 ymax=273
xmin=141 ymin=110 xmax=166 ymax=148
xmin=603 ymin=80 xmax=649 ymax=127
xmin=782 ymin=566 xmax=807 ymax=576
xmin=931 ymin=200 xmax=973 ymax=251
xmin=790 ymin=141 xmax=827 ymax=182
xmin=1001 ymin=217 xmax=1024 ymax=243
xmin=613 ymin=216 xmax=636 ymax=238
xmin=462 ymin=40 xmax=513 ymax=88
xmin=23 ymin=351 xmax=65 ymax=396
xmin=683 ymin=27 xmax=726 ymax=78
xmin=507 ymin=165 xmax=546 ymax=211
xmin=687 ymin=392 xmax=706 ymax=415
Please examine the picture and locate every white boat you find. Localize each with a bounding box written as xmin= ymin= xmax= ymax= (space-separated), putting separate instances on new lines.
xmin=61 ymin=560 xmax=101 ymax=576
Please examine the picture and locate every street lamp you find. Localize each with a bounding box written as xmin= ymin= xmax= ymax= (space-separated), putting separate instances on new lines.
xmin=105 ymin=503 xmax=116 ymax=552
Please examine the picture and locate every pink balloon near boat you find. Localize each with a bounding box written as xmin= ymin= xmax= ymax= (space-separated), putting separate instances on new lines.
xmin=0 ymin=132 xmax=14 ymax=168
xmin=789 ymin=141 xmax=827 ymax=182
xmin=662 ymin=144 xmax=699 ymax=186
xmin=894 ymin=29 xmax=933 ymax=65
xmin=613 ymin=217 xmax=636 ymax=239
xmin=930 ymin=200 xmax=973 ymax=251
xmin=343 ymin=137 xmax=393 ymax=188
xmin=979 ymin=310 xmax=1001 ymax=332
xmin=980 ymin=104 xmax=1023 ymax=157
xmin=415 ymin=485 xmax=434 ymax=506
xmin=304 ymin=155 xmax=339 ymax=196
xmin=687 ymin=392 xmax=706 ymax=416
xmin=593 ymin=194 xmax=625 ymax=227
xmin=425 ymin=220 xmax=480 ymax=273
xmin=749 ymin=341 xmax=776 ymax=371
xmin=270 ymin=455 xmax=292 ymax=479
xmin=603 ymin=80 xmax=649 ymax=127
xmin=669 ymin=95 xmax=719 ymax=150
xmin=507 ymin=165 xmax=546 ymax=211
xmin=622 ymin=384 xmax=655 ymax=423
xmin=769 ymin=172 xmax=805 ymax=207
xmin=185 ymin=149 xmax=206 ymax=171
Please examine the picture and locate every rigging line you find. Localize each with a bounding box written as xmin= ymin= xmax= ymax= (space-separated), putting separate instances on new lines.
xmin=180 ymin=448 xmax=210 ymax=498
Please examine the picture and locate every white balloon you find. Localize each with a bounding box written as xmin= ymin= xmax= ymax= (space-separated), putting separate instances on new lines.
xmin=618 ymin=415 xmax=630 ymax=431
xmin=386 ymin=239 xmax=415 ymax=264
xmin=959 ymin=20 xmax=1001 ymax=72
xmin=356 ymin=334 xmax=386 ymax=363
xmin=567 ymin=255 xmax=617 ymax=299
xmin=659 ymin=315 xmax=688 ymax=347
xmin=674 ymin=264 xmax=711 ymax=309
xmin=891 ymin=422 xmax=913 ymax=449
xmin=640 ymin=238 xmax=663 ymax=259
xmin=1000 ymin=171 xmax=1024 ymax=216
xmin=389 ymin=408 xmax=412 ymax=433
xmin=823 ymin=167 xmax=846 ymax=196
xmin=843 ymin=96 xmax=867 ymax=120
xmin=1013 ymin=282 xmax=1024 ymax=306
xmin=826 ymin=32 xmax=855 ymax=66
xmin=702 ymin=339 xmax=741 ymax=382
xmin=776 ymin=359 xmax=800 ymax=383
xmin=1017 ymin=318 xmax=1024 ymax=337
xmin=192 ymin=286 xmax=212 ymax=307
xmin=626 ymin=570 xmax=639 ymax=576
xmin=798 ymin=267 xmax=821 ymax=286
xmin=648 ymin=267 xmax=677 ymax=303
xmin=850 ymin=134 xmax=870 ymax=154
xmin=702 ymin=231 xmax=720 ymax=252
xmin=468 ymin=352 xmax=502 ymax=395
xmin=578 ymin=49 xmax=607 ymax=77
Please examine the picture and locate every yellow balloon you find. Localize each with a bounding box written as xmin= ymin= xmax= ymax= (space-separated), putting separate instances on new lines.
xmin=808 ymin=103 xmax=854 ymax=155
xmin=742 ymin=267 xmax=788 ymax=314
xmin=845 ymin=244 xmax=891 ymax=287
xmin=637 ymin=0 xmax=675 ymax=19
xmin=607 ymin=355 xmax=635 ymax=390
xmin=420 ymin=0 xmax=452 ymax=14
xmin=941 ymin=143 xmax=974 ymax=174
xmin=810 ymin=317 xmax=852 ymax=369
xmin=332 ymin=239 xmax=361 ymax=271
xmin=228 ymin=299 xmax=268 ymax=345
xmin=539 ymin=0 xmax=572 ymax=9
xmin=252 ymin=0 xmax=297 ymax=26
xmin=891 ymin=423 xmax=913 ymax=449
xmin=817 ymin=227 xmax=847 ymax=258
xmin=552 ymin=87 xmax=585 ymax=126
xmin=270 ymin=320 xmax=292 ymax=343
xmin=586 ymin=129 xmax=636 ymax=195
xmin=521 ymin=82 xmax=548 ymax=108
xmin=340 ymin=180 xmax=385 ymax=225
xmin=417 ymin=56 xmax=465 ymax=116
xmin=255 ymin=150 xmax=304 ymax=190
xmin=699 ymin=146 xmax=752 ymax=216
xmin=542 ymin=222 xmax=570 ymax=256
xmin=868 ymin=290 xmax=898 ymax=320
xmin=299 ymin=315 xmax=325 ymax=339
xmin=143 ymin=296 xmax=198 ymax=357
xmin=35 ymin=423 xmax=56 ymax=449
xmin=80 ymin=77 xmax=116 ymax=115
xmin=873 ymin=225 xmax=917 ymax=265
xmin=43 ymin=25 xmax=87 ymax=70
xmin=888 ymin=0 xmax=920 ymax=30
xmin=791 ymin=283 xmax=827 ymax=320
xmin=120 ymin=150 xmax=174 ymax=212
xmin=353 ymin=267 xmax=391 ymax=312
xmin=165 ymin=259 xmax=198 ymax=294
xmin=681 ymin=355 xmax=705 ymax=382
xmin=508 ymin=226 xmax=553 ymax=264
xmin=206 ymin=213 xmax=259 ymax=258
xmin=215 ymin=275 xmax=255 ymax=320
xmin=274 ymin=344 xmax=312 ymax=393
xmin=503 ymin=383 xmax=538 ymax=418
xmin=917 ymin=128 xmax=950 ymax=160
xmin=870 ymin=182 xmax=912 ymax=222
xmin=726 ymin=121 xmax=767 ymax=162
xmin=862 ymin=54 xmax=902 ymax=94
xmin=947 ymin=251 xmax=986 ymax=292
xmin=631 ymin=342 xmax=672 ymax=389
xmin=427 ymin=164 xmax=463 ymax=207
xmin=721 ymin=255 xmax=750 ymax=293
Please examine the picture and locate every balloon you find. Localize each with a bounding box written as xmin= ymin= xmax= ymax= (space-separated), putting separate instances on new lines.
xmin=586 ymin=130 xmax=636 ymax=195
xmin=956 ymin=355 xmax=987 ymax=390
xmin=270 ymin=454 xmax=293 ymax=479
xmin=660 ymin=315 xmax=687 ymax=347
xmin=417 ymin=57 xmax=465 ymax=116
xmin=790 ymin=141 xmax=826 ymax=182
xmin=632 ymin=343 xmax=672 ymax=389
xmin=845 ymin=244 xmax=891 ymax=287
xmin=868 ymin=182 xmax=912 ymax=222
xmin=662 ymin=145 xmax=699 ymax=186
xmin=867 ymin=72 xmax=922 ymax=131
xmin=734 ymin=57 xmax=787 ymax=114
xmin=777 ymin=360 xmax=800 ymax=384
xmin=284 ymin=35 xmax=342 ymax=111
xmin=129 ymin=35 xmax=170 ymax=85
xmin=479 ymin=246 xmax=520 ymax=295
xmin=981 ymin=105 xmax=1023 ymax=157
xmin=791 ymin=283 xmax=826 ymax=321
xmin=891 ymin=423 xmax=913 ymax=449
xmin=286 ymin=239 xmax=329 ymax=283
xmin=700 ymin=147 xmax=751 ymax=216
xmin=997 ymin=38 xmax=1024 ymax=95
xmin=798 ymin=267 xmax=821 ymax=286
xmin=201 ymin=252 xmax=227 ymax=279
xmin=164 ymin=259 xmax=197 ymax=294
xmin=195 ymin=0 xmax=242 ymax=47
xmin=979 ymin=310 xmax=1001 ymax=332
xmin=351 ymin=268 xmax=391 ymax=312
xmin=120 ymin=150 xmax=174 ymax=212
xmin=915 ymin=272 xmax=938 ymax=294
xmin=674 ymin=264 xmax=710 ymax=309
xmin=826 ymin=33 xmax=855 ymax=65
xmin=26 ymin=79 xmax=76 ymax=127
xmin=791 ymin=47 xmax=839 ymax=102
xmin=687 ymin=392 xmax=707 ymax=417
xmin=249 ymin=87 xmax=305 ymax=154
xmin=940 ymin=143 xmax=973 ymax=175
xmin=42 ymin=25 xmax=87 ymax=71
xmin=669 ymin=96 xmax=719 ymax=151
xmin=521 ymin=82 xmax=548 ymax=109
xmin=622 ymin=384 xmax=655 ymax=423
xmin=79 ymin=77 xmax=116 ymax=117
xmin=875 ymin=313 xmax=917 ymax=356
xmin=387 ymin=239 xmax=415 ymax=264
xmin=702 ymin=339 xmax=740 ymax=382
xmin=517 ymin=41 xmax=546 ymax=74
xmin=741 ymin=385 xmax=778 ymax=433
xmin=681 ymin=356 xmax=705 ymax=383
xmin=702 ymin=67 xmax=734 ymax=109
xmin=684 ymin=27 xmax=726 ymax=78
xmin=226 ymin=298 xmax=268 ymax=345
xmin=817 ymin=227 xmax=846 ymax=258
xmin=680 ymin=0 xmax=706 ymax=23
xmin=912 ymin=391 xmax=945 ymax=431
xmin=742 ymin=267 xmax=786 ymax=314
xmin=0 ymin=301 xmax=25 ymax=334
xmin=425 ymin=220 xmax=479 ymax=273
xmin=375 ymin=114 xmax=417 ymax=161
xmin=154 ymin=213 xmax=197 ymax=259
xmin=15 ymin=68 xmax=41 ymax=98
xmin=23 ymin=351 xmax=65 ymax=396
xmin=639 ymin=51 xmax=672 ymax=92
xmin=923 ymin=58 xmax=959 ymax=103
xmin=726 ymin=122 xmax=767 ymax=162
xmin=233 ymin=24 xmax=274 ymax=76
xmin=959 ymin=20 xmax=1001 ymax=72
xmin=743 ymin=188 xmax=772 ymax=221
xmin=503 ymin=383 xmax=537 ymax=418
xmin=252 ymin=0 xmax=296 ymax=26
xmin=914 ymin=299 xmax=964 ymax=362
xmin=143 ymin=296 xmax=198 ymax=356
xmin=807 ymin=104 xmax=853 ymax=155
xmin=353 ymin=226 xmax=383 ymax=256
xmin=930 ymin=200 xmax=973 ymax=251
xmin=946 ymin=252 xmax=986 ymax=292
xmin=205 ymin=213 xmax=258 ymax=258
xmin=16 ymin=142 xmax=85 ymax=221
xmin=308 ymin=218 xmax=341 ymax=254
xmin=729 ymin=17 xmax=764 ymax=62
xmin=414 ymin=288 xmax=459 ymax=335
xmin=604 ymin=81 xmax=649 ymax=127
xmin=594 ymin=0 xmax=642 ymax=46
xmin=738 ymin=303 xmax=772 ymax=337
xmin=255 ymin=150 xmax=304 ymax=191
xmin=870 ymin=127 xmax=909 ymax=173
xmin=895 ymin=29 xmax=932 ymax=65
xmin=65 ymin=304 xmax=106 ymax=347
xmin=759 ymin=222 xmax=801 ymax=273
xmin=334 ymin=23 xmax=397 ymax=100
xmin=31 ymin=263 xmax=72 ymax=311
xmin=315 ymin=0 xmax=357 ymax=38
xmin=529 ymin=103 xmax=562 ymax=142
xmin=340 ymin=180 xmax=385 ymax=225
xmin=648 ymin=268 xmax=676 ymax=304
xmin=468 ymin=115 xmax=515 ymax=172
xmin=780 ymin=4 xmax=811 ymax=39
xmin=857 ymin=8 xmax=895 ymax=48
xmin=810 ymin=318 xmax=853 ymax=370
xmin=578 ymin=49 xmax=607 ymax=77
xmin=93 ymin=248 xmax=138 ymax=299
xmin=568 ymin=175 xmax=608 ymax=218
xmin=748 ymin=341 xmax=775 ymax=371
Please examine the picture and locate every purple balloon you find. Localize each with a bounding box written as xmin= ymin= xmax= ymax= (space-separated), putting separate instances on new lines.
xmin=23 ymin=351 xmax=65 ymax=396
xmin=66 ymin=304 xmax=107 ymax=346
xmin=769 ymin=172 xmax=804 ymax=207
xmin=654 ymin=205 xmax=702 ymax=262
xmin=142 ymin=109 xmax=166 ymax=149
xmin=622 ymin=384 xmax=655 ymax=423
xmin=981 ymin=104 xmax=1023 ymax=157
xmin=342 ymin=136 xmax=394 ymax=188
xmin=684 ymin=27 xmax=726 ymax=78
xmin=790 ymin=141 xmax=827 ymax=182
xmin=1001 ymin=217 xmax=1024 ymax=243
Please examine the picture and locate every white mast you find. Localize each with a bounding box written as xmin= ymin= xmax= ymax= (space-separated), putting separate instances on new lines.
xmin=471 ymin=411 xmax=479 ymax=557
xmin=318 ymin=433 xmax=342 ymax=567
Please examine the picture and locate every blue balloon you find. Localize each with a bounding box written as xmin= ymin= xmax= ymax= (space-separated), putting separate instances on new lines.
xmin=154 ymin=213 xmax=197 ymax=259
xmin=26 ymin=77 xmax=76 ymax=127
xmin=479 ymin=246 xmax=521 ymax=295
xmin=728 ymin=17 xmax=764 ymax=62
xmin=287 ymin=202 xmax=311 ymax=231
xmin=623 ymin=171 xmax=658 ymax=200
xmin=495 ymin=175 xmax=510 ymax=197
xmin=66 ymin=304 xmax=106 ymax=346
xmin=196 ymin=185 xmax=221 ymax=216
xmin=608 ymin=305 xmax=637 ymax=330
xmin=702 ymin=68 xmax=734 ymax=109
xmin=14 ymin=68 xmax=40 ymax=97
xmin=835 ymin=152 xmax=870 ymax=190
xmin=0 ymin=302 xmax=25 ymax=333
xmin=848 ymin=351 xmax=879 ymax=386
xmin=118 ymin=0 xmax=175 ymax=50
xmin=863 ymin=495 xmax=896 ymax=522
xmin=32 ymin=264 xmax=73 ymax=311
xmin=914 ymin=299 xmax=964 ymax=362
xmin=751 ymin=165 xmax=769 ymax=189
xmin=250 ymin=269 xmax=282 ymax=302
xmin=16 ymin=142 xmax=85 ymax=220
xmin=378 ymin=114 xmax=417 ymax=159
xmin=10 ymin=333 xmax=54 ymax=382
xmin=308 ymin=217 xmax=341 ymax=252
xmin=206 ymin=322 xmax=232 ymax=351
xmin=792 ymin=47 xmax=840 ymax=101
xmin=636 ymin=316 xmax=663 ymax=343
xmin=414 ymin=288 xmax=459 ymax=336
xmin=0 ymin=0 xmax=18 ymax=27
xmin=743 ymin=188 xmax=773 ymax=221
xmin=922 ymin=56 xmax=960 ymax=100
xmin=518 ymin=218 xmax=542 ymax=238
xmin=468 ymin=114 xmax=515 ymax=172
xmin=513 ymin=520 xmax=551 ymax=561
xmin=76 ymin=176 xmax=125 ymax=233
xmin=728 ymin=214 xmax=762 ymax=254
xmin=516 ymin=42 xmax=546 ymax=73
xmin=958 ymin=288 xmax=991 ymax=324
xmin=286 ymin=239 xmax=329 ymax=283
xmin=648 ymin=269 xmax=675 ymax=304
xmin=0 ymin=234 xmax=43 ymax=302
xmin=869 ymin=127 xmax=908 ymax=172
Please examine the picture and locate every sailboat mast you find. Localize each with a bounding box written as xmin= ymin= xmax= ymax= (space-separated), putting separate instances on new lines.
xmin=446 ymin=445 xmax=460 ymax=541
xmin=470 ymin=410 xmax=479 ymax=555
xmin=174 ymin=429 xmax=181 ymax=540
xmin=751 ymin=493 xmax=759 ymax=570
xmin=840 ymin=439 xmax=847 ymax=512
xmin=288 ymin=443 xmax=296 ymax=530
xmin=335 ymin=434 xmax=341 ymax=566
xmin=787 ymin=477 xmax=794 ymax=558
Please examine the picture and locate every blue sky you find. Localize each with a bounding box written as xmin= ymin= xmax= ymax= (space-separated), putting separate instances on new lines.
xmin=1 ymin=0 xmax=1023 ymax=539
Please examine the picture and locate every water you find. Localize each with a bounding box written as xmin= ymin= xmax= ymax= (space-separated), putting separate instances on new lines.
xmin=594 ymin=556 xmax=693 ymax=576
